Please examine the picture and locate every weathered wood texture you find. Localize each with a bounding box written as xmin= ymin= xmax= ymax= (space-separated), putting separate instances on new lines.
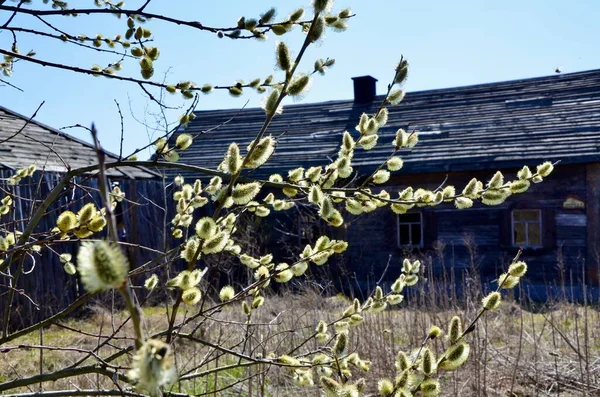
xmin=341 ymin=164 xmax=596 ymax=301
xmin=587 ymin=163 xmax=600 ymax=284
xmin=166 ymin=69 xmax=600 ymax=180
xmin=0 ymin=106 xmax=155 ymax=179
xmin=0 ymin=171 xmax=166 ymax=328
xmin=157 ymin=69 xmax=600 ymax=301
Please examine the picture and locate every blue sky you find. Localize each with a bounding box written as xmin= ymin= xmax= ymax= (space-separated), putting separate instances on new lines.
xmin=1 ymin=0 xmax=599 ymax=158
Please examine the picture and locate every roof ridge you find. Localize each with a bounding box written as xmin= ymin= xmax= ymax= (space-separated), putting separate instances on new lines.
xmin=0 ymin=105 xmax=159 ymax=178
xmin=0 ymin=104 xmax=123 ymax=160
xmin=191 ymin=68 xmax=600 ymax=114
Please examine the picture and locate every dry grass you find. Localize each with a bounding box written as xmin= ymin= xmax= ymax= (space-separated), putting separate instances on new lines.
xmin=1 ymin=289 xmax=599 ymax=396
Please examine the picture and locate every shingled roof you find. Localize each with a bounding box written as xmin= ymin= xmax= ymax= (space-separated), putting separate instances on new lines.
xmin=0 ymin=106 xmax=156 ymax=179
xmin=171 ymin=69 xmax=600 ymax=179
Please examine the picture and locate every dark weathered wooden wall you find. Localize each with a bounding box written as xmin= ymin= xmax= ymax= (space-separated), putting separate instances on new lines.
xmin=0 ymin=171 xmax=166 ymax=328
xmin=342 ymin=163 xmax=598 ymax=301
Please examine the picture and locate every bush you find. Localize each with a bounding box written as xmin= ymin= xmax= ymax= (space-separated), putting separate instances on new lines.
xmin=0 ymin=1 xmax=554 ymax=395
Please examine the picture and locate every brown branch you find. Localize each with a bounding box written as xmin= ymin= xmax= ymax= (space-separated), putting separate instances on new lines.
xmin=0 ymin=293 xmax=93 ymax=345
xmin=0 ymin=365 xmax=127 ymax=393
xmin=0 ymin=101 xmax=44 ymax=145
xmin=0 ymin=5 xmax=350 ymax=39
xmin=0 ymin=390 xmax=149 ymax=397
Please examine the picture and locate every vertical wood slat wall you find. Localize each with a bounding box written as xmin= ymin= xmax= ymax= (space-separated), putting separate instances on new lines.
xmin=0 ymin=170 xmax=166 ymax=329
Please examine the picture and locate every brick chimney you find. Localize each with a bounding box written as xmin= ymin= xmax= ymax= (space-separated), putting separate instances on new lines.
xmin=352 ymin=75 xmax=378 ymax=104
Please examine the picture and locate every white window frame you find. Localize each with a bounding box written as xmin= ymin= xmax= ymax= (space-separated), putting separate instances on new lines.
xmin=397 ymin=212 xmax=424 ymax=248
xmin=511 ymin=209 xmax=542 ymax=248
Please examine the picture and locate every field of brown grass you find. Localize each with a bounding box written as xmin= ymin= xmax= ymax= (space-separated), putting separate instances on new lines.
xmin=1 ymin=288 xmax=599 ymax=397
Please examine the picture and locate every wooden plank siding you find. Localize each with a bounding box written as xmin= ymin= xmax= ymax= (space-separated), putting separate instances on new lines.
xmin=340 ymin=164 xmax=595 ymax=299
xmin=586 ymin=163 xmax=600 ymax=285
xmin=158 ymin=69 xmax=600 ymax=301
xmin=0 ymin=171 xmax=167 ymax=328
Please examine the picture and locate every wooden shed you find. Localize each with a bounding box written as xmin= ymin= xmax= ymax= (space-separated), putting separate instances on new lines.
xmin=166 ymin=69 xmax=600 ymax=301
xmin=0 ymin=106 xmax=165 ymax=327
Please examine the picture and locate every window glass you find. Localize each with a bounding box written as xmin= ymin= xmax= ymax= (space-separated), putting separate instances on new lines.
xmin=398 ymin=213 xmax=423 ymax=247
xmin=513 ymin=222 xmax=526 ymax=245
xmin=410 ymin=223 xmax=422 ymax=245
xmin=402 ymin=213 xmax=421 ymax=223
xmin=399 ymin=224 xmax=411 ymax=245
xmin=528 ymin=222 xmax=541 ymax=246
xmin=512 ymin=209 xmax=542 ymax=247
xmin=513 ymin=210 xmax=539 ymax=222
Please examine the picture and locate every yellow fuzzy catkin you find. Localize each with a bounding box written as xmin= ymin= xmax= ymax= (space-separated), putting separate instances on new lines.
xmin=201 ymin=231 xmax=228 ymax=254
xmin=180 ymin=238 xmax=200 ymax=263
xmin=246 ymin=136 xmax=275 ymax=168
xmin=144 ymin=274 xmax=159 ymax=290
xmin=252 ymin=295 xmax=265 ymax=308
xmin=359 ymin=134 xmax=378 ymax=150
xmin=508 ymin=261 xmax=528 ymax=277
xmin=77 ymin=203 xmax=97 ymax=224
xmin=175 ymin=133 xmax=193 ymax=150
xmin=406 ymin=132 xmax=419 ymax=148
xmin=375 ymin=107 xmax=389 ymax=126
xmin=288 ymin=74 xmax=311 ymax=97
xmin=448 ymin=316 xmax=462 ymax=344
xmin=57 ymin=211 xmax=78 ymax=232
xmin=377 ymin=379 xmax=394 ymax=396
xmin=510 ymin=179 xmax=531 ymax=193
xmin=517 ymin=165 xmax=533 ymax=180
xmin=274 ymin=265 xmax=293 ymax=283
xmin=372 ymin=169 xmax=390 ymax=184
xmin=439 ymin=342 xmax=470 ymax=370
xmin=305 ymin=166 xmax=322 ymax=182
xmin=276 ymin=41 xmax=292 ymax=72
xmin=77 ymin=241 xmax=129 ymax=292
xmin=231 ymin=182 xmax=261 ymax=205
xmin=386 ymin=294 xmax=403 ymax=305
xmin=219 ymin=285 xmax=235 ymax=302
xmin=261 ymin=89 xmax=282 ymax=115
xmin=128 ymin=339 xmax=177 ymax=397
xmin=462 ymin=178 xmax=481 ymax=198
xmin=421 ymin=347 xmax=436 ymax=375
xmin=420 ymin=378 xmax=441 ymax=397
xmin=487 ymin=171 xmax=504 ymax=189
xmin=195 ymin=217 xmax=217 ymax=239
xmin=395 ymin=351 xmax=409 ymax=372
xmin=222 ymin=143 xmax=242 ymax=173
xmin=395 ymin=59 xmax=409 ymax=84
xmin=289 ymin=252 xmax=309 ymax=271
xmin=481 ymin=189 xmax=509 ymax=205
xmin=498 ymin=272 xmax=520 ymax=289
xmin=482 ymin=291 xmax=502 ymax=311
xmin=182 ymin=287 xmax=202 ymax=305
xmin=319 ymin=376 xmax=341 ymax=394
xmin=333 ymin=331 xmax=348 ymax=355
xmin=428 ymin=325 xmax=443 ymax=339
xmin=537 ymin=161 xmax=554 ymax=177
xmin=454 ymin=197 xmax=473 ymax=209
xmin=319 ymin=196 xmax=334 ymax=219
xmin=307 ymin=16 xmax=325 ymax=43
xmin=388 ymin=89 xmax=405 ymax=105
xmin=386 ymin=156 xmax=403 ymax=171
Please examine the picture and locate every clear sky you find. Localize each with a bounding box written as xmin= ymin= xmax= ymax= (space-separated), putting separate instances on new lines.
xmin=1 ymin=0 xmax=599 ymax=158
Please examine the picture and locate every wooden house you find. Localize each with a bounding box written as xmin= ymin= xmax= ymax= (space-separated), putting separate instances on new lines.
xmin=168 ymin=70 xmax=600 ymax=301
xmin=0 ymin=105 xmax=164 ymax=326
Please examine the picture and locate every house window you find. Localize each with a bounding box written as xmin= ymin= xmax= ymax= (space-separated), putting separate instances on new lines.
xmin=397 ymin=212 xmax=423 ymax=247
xmin=512 ymin=209 xmax=542 ymax=248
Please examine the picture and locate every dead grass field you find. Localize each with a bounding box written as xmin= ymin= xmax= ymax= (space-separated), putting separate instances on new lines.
xmin=1 ymin=289 xmax=599 ymax=396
